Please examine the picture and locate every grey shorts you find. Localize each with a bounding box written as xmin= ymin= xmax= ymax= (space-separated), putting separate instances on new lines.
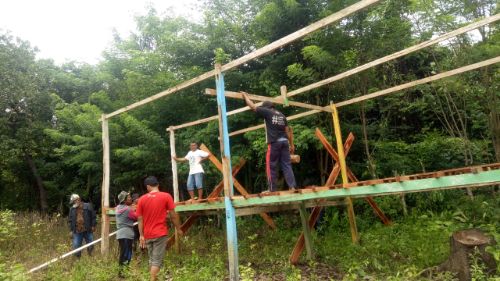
xmin=187 ymin=172 xmax=204 ymax=191
xmin=146 ymin=235 xmax=167 ymax=268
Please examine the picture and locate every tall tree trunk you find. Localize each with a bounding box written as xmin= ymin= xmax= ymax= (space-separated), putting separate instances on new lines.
xmin=484 ymin=68 xmax=500 ymax=162
xmin=360 ymin=102 xmax=377 ymax=178
xmin=25 ymin=153 xmax=48 ymax=213
xmin=490 ymin=111 xmax=500 ymax=162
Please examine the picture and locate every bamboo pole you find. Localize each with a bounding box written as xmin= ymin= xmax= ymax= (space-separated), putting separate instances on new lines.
xmin=204 ymin=88 xmax=331 ymax=112
xmin=169 ymin=127 xmax=181 ymax=253
xmin=169 ymin=127 xmax=180 ymax=202
xmin=169 ymin=15 xmax=499 ymax=131
xmin=331 ymin=103 xmax=359 ymax=244
xmin=215 ymin=64 xmax=240 ymax=280
xmin=285 ymin=14 xmax=500 ymax=99
xmin=100 ymin=114 xmax=110 ymax=254
xmin=29 ymin=222 xmax=139 ymax=273
xmin=167 ymin=14 xmax=500 ymax=130
xmin=104 ymin=0 xmax=380 ymax=121
xmin=229 ymin=56 xmax=500 ymax=136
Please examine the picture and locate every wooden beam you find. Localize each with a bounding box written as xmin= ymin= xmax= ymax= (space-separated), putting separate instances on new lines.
xmin=285 ymin=14 xmax=500 ymax=99
xmin=204 ymin=89 xmax=331 ymax=112
xmin=331 ymin=103 xmax=359 ymax=244
xmin=200 ymin=144 xmax=276 ymax=229
xmin=100 ymin=115 xmax=110 ymax=254
xmin=104 ymin=0 xmax=380 ymax=120
xmin=298 ymin=202 xmax=314 ymax=260
xmin=167 ymin=159 xmax=246 ymax=249
xmin=315 ymin=129 xmax=391 ymax=225
xmin=219 ymin=0 xmax=380 ymax=73
xmin=169 ymin=127 xmax=180 ymax=202
xmin=235 ymin=200 xmax=342 ymax=216
xmin=176 ymin=200 xmax=344 ymax=217
xmin=229 ymin=56 xmax=500 ymax=137
xmin=215 ymin=66 xmax=240 ymax=281
xmin=290 ymin=206 xmax=322 ymax=264
xmin=336 ymin=56 xmax=500 ymax=108
xmin=169 ymin=127 xmax=180 ymax=252
xmin=173 ymin=168 xmax=500 ymax=212
xmin=169 ymin=14 xmax=499 ymax=131
xmin=280 ymin=86 xmax=289 ymax=107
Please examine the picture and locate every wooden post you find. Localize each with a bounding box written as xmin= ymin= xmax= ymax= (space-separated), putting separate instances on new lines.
xmin=330 ymin=103 xmax=359 ymax=244
xmin=200 ymin=144 xmax=276 ymax=229
xmin=280 ymin=85 xmax=289 ymax=107
xmin=169 ymin=127 xmax=181 ymax=253
xmin=100 ymin=114 xmax=110 ymax=254
xmin=215 ymin=64 xmax=239 ymax=280
xmin=169 ymin=127 xmax=180 ymax=202
xmin=298 ymin=202 xmax=313 ymax=260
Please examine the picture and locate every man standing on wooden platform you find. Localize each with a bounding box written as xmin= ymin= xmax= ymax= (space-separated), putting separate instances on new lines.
xmin=172 ymin=142 xmax=210 ymax=201
xmin=137 ymin=176 xmax=183 ymax=281
xmin=242 ymin=92 xmax=297 ymax=192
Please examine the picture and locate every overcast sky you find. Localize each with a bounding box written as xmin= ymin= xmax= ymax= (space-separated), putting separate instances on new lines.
xmin=0 ymin=0 xmax=201 ymax=64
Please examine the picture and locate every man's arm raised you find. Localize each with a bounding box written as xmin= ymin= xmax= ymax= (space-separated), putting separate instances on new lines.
xmin=241 ymin=92 xmax=257 ymax=112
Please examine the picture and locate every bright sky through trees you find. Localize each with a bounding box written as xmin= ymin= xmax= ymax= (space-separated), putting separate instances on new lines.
xmin=0 ymin=0 xmax=201 ymax=64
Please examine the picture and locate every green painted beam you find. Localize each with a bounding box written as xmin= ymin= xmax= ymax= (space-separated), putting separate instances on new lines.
xmin=174 ymin=170 xmax=499 ymax=213
xmin=299 ymin=202 xmax=314 ymax=260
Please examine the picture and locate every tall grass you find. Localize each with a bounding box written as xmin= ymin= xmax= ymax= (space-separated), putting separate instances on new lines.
xmin=0 ymin=189 xmax=498 ymax=280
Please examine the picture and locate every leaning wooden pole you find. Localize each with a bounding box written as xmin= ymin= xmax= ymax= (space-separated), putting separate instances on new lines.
xmin=100 ymin=114 xmax=110 ymax=254
xmin=330 ymin=103 xmax=359 ymax=244
xmin=215 ymin=64 xmax=239 ymax=280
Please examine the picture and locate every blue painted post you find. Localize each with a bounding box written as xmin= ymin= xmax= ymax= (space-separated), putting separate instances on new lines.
xmin=215 ymin=64 xmax=239 ymax=280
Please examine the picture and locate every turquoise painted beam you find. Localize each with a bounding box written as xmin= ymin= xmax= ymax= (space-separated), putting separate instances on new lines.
xmin=174 ymin=169 xmax=499 ymax=213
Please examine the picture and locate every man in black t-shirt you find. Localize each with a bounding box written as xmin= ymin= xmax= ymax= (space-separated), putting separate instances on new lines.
xmin=242 ymin=92 xmax=297 ymax=192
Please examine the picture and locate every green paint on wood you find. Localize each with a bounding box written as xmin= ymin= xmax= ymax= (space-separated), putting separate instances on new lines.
xmin=156 ymin=170 xmax=500 ymax=213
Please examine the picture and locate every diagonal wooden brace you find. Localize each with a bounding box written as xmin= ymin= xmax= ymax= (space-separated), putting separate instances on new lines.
xmin=167 ymin=158 xmax=246 ymax=249
xmin=289 ymin=131 xmax=356 ymax=264
xmin=315 ymin=129 xmax=390 ymax=225
xmin=200 ymin=144 xmax=277 ymax=229
xmin=289 ymin=129 xmax=391 ymax=264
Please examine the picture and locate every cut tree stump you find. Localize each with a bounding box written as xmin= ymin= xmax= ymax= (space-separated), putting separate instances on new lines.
xmin=437 ymin=229 xmax=497 ymax=281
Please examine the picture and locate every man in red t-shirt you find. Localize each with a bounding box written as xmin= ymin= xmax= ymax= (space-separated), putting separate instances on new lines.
xmin=136 ymin=176 xmax=183 ymax=281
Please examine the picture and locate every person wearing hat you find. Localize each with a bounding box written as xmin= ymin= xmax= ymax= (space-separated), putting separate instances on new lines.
xmin=241 ymin=92 xmax=297 ymax=192
xmin=68 ymin=194 xmax=96 ymax=257
xmin=136 ymin=176 xmax=184 ymax=281
xmin=172 ymin=142 xmax=210 ymax=201
xmin=115 ymin=191 xmax=137 ymax=276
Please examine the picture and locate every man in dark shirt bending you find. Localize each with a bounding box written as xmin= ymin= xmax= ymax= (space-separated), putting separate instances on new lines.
xmin=242 ymin=92 xmax=297 ymax=192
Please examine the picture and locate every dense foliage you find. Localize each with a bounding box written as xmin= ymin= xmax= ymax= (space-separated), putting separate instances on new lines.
xmin=0 ymin=0 xmax=498 ymax=215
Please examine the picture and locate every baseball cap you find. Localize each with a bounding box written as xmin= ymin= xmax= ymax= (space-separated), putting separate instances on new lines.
xmin=117 ymin=191 xmax=129 ymax=204
xmin=69 ymin=194 xmax=80 ymax=204
xmin=144 ymin=176 xmax=159 ymax=186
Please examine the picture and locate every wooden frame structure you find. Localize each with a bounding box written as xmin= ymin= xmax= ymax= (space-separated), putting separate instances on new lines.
xmin=98 ymin=0 xmax=500 ymax=278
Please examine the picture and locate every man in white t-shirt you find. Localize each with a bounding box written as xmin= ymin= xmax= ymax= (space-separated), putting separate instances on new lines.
xmin=172 ymin=142 xmax=210 ymax=201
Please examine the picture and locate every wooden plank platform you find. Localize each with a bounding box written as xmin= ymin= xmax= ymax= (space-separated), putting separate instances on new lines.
xmin=175 ymin=163 xmax=500 ymax=213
